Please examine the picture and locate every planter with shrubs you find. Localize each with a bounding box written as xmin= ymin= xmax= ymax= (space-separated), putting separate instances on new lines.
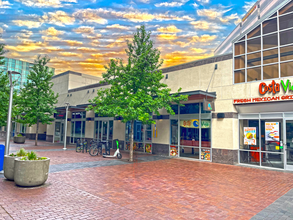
xmin=13 ymin=133 xmax=26 ymax=144
xmin=4 ymin=148 xmax=28 ymax=181
xmin=14 ymin=151 xmax=50 ymax=187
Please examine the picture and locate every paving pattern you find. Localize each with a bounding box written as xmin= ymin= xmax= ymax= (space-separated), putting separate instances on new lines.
xmin=1 ymin=139 xmax=293 ymax=219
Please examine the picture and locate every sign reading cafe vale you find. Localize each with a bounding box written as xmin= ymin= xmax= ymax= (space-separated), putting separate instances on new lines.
xmin=234 ymin=79 xmax=293 ymax=104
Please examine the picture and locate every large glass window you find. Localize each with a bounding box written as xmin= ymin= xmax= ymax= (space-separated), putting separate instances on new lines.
xmin=280 ymin=29 xmax=293 ymax=46
xmin=235 ymin=42 xmax=245 ymax=56
xmin=234 ymin=70 xmax=245 ymax=84
xmin=234 ymin=56 xmax=245 ymax=69
xmin=247 ymin=52 xmax=261 ymax=67
xmin=279 ymin=13 xmax=293 ymax=30
xmin=281 ymin=61 xmax=293 ymax=77
xmin=180 ymin=119 xmax=200 ymax=147
xmin=247 ymin=67 xmax=261 ymax=82
xmin=279 ymin=1 xmax=293 ymax=15
xmin=247 ymin=37 xmax=261 ymax=53
xmin=263 ymin=64 xmax=279 ymax=79
xmin=180 ymin=103 xmax=199 ymax=114
xmin=263 ymin=34 xmax=278 ymax=50
xmin=263 ymin=18 xmax=277 ymax=34
xmin=247 ymin=25 xmax=261 ymax=39
xmin=263 ymin=48 xmax=278 ymax=64
xmin=201 ymin=119 xmax=211 ymax=148
xmin=280 ymin=45 xmax=293 ymax=61
xmin=171 ymin=120 xmax=178 ymax=145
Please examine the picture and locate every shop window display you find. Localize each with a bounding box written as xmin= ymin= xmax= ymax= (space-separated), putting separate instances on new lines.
xmin=179 ymin=146 xmax=199 ymax=159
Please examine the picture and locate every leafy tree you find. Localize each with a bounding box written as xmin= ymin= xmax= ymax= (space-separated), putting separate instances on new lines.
xmin=87 ymin=25 xmax=188 ymax=162
xmin=19 ymin=56 xmax=58 ymax=146
xmin=0 ymin=44 xmax=20 ymax=127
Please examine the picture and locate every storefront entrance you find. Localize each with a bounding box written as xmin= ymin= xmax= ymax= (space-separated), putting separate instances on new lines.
xmin=239 ymin=112 xmax=293 ymax=170
xmin=94 ymin=119 xmax=113 ymax=146
xmin=54 ymin=121 xmax=64 ymax=143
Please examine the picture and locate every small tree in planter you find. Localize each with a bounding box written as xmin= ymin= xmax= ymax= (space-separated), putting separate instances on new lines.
xmin=13 ymin=133 xmax=26 ymax=144
xmin=14 ymin=151 xmax=50 ymax=187
xmin=4 ymin=148 xmax=27 ymax=181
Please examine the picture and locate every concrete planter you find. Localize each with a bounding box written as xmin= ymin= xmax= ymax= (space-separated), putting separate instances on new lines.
xmin=4 ymin=156 xmax=19 ymax=181
xmin=13 ymin=136 xmax=26 ymax=144
xmin=14 ymin=158 xmax=50 ymax=187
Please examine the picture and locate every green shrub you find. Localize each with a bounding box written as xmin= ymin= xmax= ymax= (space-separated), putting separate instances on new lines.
xmin=17 ymin=133 xmax=23 ymax=137
xmin=9 ymin=153 xmax=17 ymax=157
xmin=16 ymin=148 xmax=27 ymax=157
xmin=27 ymin=151 xmax=38 ymax=160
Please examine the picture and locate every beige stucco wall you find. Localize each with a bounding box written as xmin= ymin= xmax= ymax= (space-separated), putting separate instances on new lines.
xmin=152 ymin=120 xmax=170 ymax=145
xmin=85 ymin=121 xmax=94 ymax=138
xmin=68 ymin=74 xmax=102 ymax=90
xmin=52 ymin=74 xmax=69 ymax=95
xmin=113 ymin=120 xmax=125 ymax=141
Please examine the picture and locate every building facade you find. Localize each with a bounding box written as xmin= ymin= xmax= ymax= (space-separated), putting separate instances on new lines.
xmin=5 ymin=0 xmax=293 ymax=171
xmin=0 ymin=57 xmax=55 ymax=91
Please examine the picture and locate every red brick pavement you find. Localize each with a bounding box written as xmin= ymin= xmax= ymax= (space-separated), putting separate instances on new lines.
xmin=1 ymin=140 xmax=293 ymax=219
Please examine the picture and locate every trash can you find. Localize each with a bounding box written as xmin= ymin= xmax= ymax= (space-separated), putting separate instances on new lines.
xmin=0 ymin=144 xmax=5 ymax=171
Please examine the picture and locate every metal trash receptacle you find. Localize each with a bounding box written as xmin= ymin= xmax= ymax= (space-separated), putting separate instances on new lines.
xmin=0 ymin=144 xmax=5 ymax=171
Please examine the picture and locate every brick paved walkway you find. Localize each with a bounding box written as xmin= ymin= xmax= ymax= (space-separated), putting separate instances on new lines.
xmin=1 ymin=139 xmax=293 ymax=219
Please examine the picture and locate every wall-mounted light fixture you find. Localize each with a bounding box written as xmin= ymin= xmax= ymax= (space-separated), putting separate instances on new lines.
xmin=93 ymin=89 xmax=95 ymax=92
xmin=166 ymin=74 xmax=168 ymax=79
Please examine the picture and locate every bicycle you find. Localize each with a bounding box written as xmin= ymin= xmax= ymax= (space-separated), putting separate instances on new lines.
xmin=76 ymin=139 xmax=83 ymax=153
xmin=89 ymin=139 xmax=102 ymax=156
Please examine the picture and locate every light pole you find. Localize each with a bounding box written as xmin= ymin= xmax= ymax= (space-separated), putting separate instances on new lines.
xmin=5 ymin=71 xmax=21 ymax=156
xmin=63 ymin=102 xmax=70 ymax=150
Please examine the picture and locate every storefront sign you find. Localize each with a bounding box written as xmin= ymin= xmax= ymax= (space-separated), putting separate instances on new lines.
xmin=203 ymin=99 xmax=215 ymax=111
xmin=259 ymin=80 xmax=293 ymax=95
xmin=265 ymin=122 xmax=279 ymax=141
xmin=180 ymin=120 xmax=210 ymax=128
xmin=244 ymin=127 xmax=257 ymax=145
xmin=234 ymin=95 xmax=293 ymax=104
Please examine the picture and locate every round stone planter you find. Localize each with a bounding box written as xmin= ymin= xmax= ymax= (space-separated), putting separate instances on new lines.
xmin=14 ymin=158 xmax=50 ymax=187
xmin=4 ymin=155 xmax=19 ymax=181
xmin=13 ymin=136 xmax=26 ymax=144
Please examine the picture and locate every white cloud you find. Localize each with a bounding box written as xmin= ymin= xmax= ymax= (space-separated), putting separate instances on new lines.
xmin=243 ymin=1 xmax=256 ymax=12
xmin=73 ymin=26 xmax=95 ymax=34
xmin=73 ymin=9 xmax=108 ymax=24
xmin=196 ymin=0 xmax=209 ymax=4
xmin=13 ymin=20 xmax=43 ymax=28
xmin=15 ymin=0 xmax=76 ymax=8
xmin=43 ymin=11 xmax=75 ymax=26
xmin=0 ymin=1 xmax=12 ymax=8
xmin=190 ymin=20 xmax=224 ymax=32
xmin=155 ymin=0 xmax=189 ymax=7
xmin=0 ymin=27 xmax=3 ymax=34
xmin=106 ymin=24 xmax=129 ymax=30
xmin=16 ymin=30 xmax=33 ymax=38
xmin=40 ymin=27 xmax=64 ymax=36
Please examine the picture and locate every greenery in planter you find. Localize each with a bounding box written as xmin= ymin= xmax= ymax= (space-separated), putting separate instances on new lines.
xmin=16 ymin=133 xmax=23 ymax=137
xmin=8 ymin=148 xmax=27 ymax=157
xmin=20 ymin=151 xmax=47 ymax=161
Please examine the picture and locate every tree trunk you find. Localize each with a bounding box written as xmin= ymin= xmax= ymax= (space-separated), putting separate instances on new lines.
xmin=129 ymin=120 xmax=134 ymax=162
xmin=35 ymin=120 xmax=39 ymax=146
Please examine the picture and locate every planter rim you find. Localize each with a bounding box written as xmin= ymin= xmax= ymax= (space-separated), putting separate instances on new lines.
xmin=15 ymin=157 xmax=50 ymax=162
xmin=4 ymin=155 xmax=20 ymax=158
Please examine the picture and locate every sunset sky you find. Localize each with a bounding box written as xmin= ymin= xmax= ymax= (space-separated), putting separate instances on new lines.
xmin=0 ymin=0 xmax=256 ymax=76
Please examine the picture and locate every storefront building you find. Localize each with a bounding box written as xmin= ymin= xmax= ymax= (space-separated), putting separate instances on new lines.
xmin=4 ymin=0 xmax=293 ymax=171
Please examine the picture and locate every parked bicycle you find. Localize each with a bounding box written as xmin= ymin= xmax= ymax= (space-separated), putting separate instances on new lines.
xmin=89 ymin=139 xmax=102 ymax=156
xmin=76 ymin=139 xmax=89 ymax=153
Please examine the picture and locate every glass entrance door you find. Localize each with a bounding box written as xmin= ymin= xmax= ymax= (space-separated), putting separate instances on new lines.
xmin=94 ymin=120 xmax=113 ymax=146
xmin=54 ymin=121 xmax=64 ymax=143
xmin=285 ymin=120 xmax=293 ymax=170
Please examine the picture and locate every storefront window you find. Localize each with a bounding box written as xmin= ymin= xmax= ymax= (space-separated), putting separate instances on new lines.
xmin=72 ymin=112 xmax=86 ymax=119
xmin=179 ymin=146 xmax=199 ymax=159
xmin=109 ymin=121 xmax=113 ymax=140
xmin=280 ymin=29 xmax=293 ymax=46
xmin=171 ymin=105 xmax=178 ymax=114
xmin=180 ymin=119 xmax=199 ymax=147
xmin=180 ymin=103 xmax=199 ymax=114
xmin=171 ymin=120 xmax=178 ymax=145
xmin=201 ymin=119 xmax=211 ymax=148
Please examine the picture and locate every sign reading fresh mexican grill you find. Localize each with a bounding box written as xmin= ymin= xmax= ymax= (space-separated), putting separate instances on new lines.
xmin=234 ymin=80 xmax=293 ymax=104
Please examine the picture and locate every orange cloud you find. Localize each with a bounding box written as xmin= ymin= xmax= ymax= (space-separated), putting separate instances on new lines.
xmin=157 ymin=25 xmax=182 ymax=33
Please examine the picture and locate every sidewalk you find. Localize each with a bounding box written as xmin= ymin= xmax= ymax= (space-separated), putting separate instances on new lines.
xmin=1 ymin=139 xmax=293 ymax=219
